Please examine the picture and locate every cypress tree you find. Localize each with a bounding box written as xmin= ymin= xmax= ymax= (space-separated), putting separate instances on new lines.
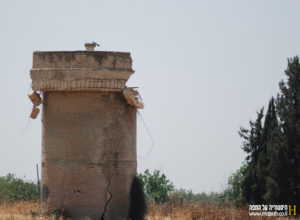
xmin=239 ymin=109 xmax=264 ymax=204
xmin=239 ymin=56 xmax=300 ymax=207
xmin=262 ymin=98 xmax=289 ymax=203
xmin=128 ymin=176 xmax=147 ymax=220
xmin=276 ymin=56 xmax=300 ymax=208
xmin=256 ymin=99 xmax=276 ymax=203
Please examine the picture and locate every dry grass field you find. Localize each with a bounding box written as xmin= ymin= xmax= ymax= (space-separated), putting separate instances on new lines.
xmin=0 ymin=201 xmax=294 ymax=220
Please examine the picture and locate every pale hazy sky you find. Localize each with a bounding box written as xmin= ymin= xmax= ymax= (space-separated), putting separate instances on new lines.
xmin=0 ymin=0 xmax=300 ymax=193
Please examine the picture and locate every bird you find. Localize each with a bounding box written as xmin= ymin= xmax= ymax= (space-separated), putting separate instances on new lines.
xmin=84 ymin=42 xmax=100 ymax=51
xmin=92 ymin=41 xmax=100 ymax=47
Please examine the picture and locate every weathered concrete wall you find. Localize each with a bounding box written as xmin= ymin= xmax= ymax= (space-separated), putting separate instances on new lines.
xmin=41 ymin=91 xmax=136 ymax=219
xmin=30 ymin=51 xmax=134 ymax=92
xmin=30 ymin=50 xmax=138 ymax=219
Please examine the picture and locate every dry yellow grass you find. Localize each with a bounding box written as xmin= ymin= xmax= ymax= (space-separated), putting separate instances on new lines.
xmin=0 ymin=201 xmax=294 ymax=220
xmin=0 ymin=201 xmax=41 ymax=220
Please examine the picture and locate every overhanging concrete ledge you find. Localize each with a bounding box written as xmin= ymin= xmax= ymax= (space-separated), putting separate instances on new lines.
xmin=30 ymin=51 xmax=134 ymax=91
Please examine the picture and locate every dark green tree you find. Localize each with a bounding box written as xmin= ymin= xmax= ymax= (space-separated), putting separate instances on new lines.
xmin=256 ymin=97 xmax=282 ymax=203
xmin=224 ymin=163 xmax=247 ymax=207
xmin=128 ymin=176 xmax=147 ymax=220
xmin=138 ymin=169 xmax=174 ymax=203
xmin=239 ymin=108 xmax=264 ymax=204
xmin=260 ymin=98 xmax=289 ymax=203
xmin=276 ymin=56 xmax=300 ymax=207
xmin=240 ymin=98 xmax=289 ymax=205
xmin=239 ymin=56 xmax=300 ymax=208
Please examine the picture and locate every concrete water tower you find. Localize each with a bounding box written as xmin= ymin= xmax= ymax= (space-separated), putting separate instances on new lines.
xmin=29 ymin=44 xmax=143 ymax=219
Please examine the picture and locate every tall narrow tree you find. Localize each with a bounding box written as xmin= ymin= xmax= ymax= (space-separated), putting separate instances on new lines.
xmin=276 ymin=56 xmax=300 ymax=208
xmin=261 ymin=98 xmax=289 ymax=203
xmin=239 ymin=56 xmax=300 ymax=207
xmin=239 ymin=108 xmax=264 ymax=204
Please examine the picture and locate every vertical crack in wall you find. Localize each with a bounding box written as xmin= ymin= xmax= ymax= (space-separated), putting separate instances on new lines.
xmin=100 ymin=174 xmax=113 ymax=220
xmin=100 ymin=112 xmax=128 ymax=219
xmin=100 ymin=152 xmax=119 ymax=220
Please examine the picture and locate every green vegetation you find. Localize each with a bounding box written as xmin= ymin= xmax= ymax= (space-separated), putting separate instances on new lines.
xmin=138 ymin=170 xmax=225 ymax=206
xmin=138 ymin=169 xmax=174 ymax=203
xmin=173 ymin=189 xmax=224 ymax=205
xmin=0 ymin=173 xmax=39 ymax=202
xmin=226 ymin=56 xmax=300 ymax=209
xmin=223 ymin=164 xmax=247 ymax=207
xmin=128 ymin=176 xmax=147 ymax=220
xmin=138 ymin=57 xmax=300 ymax=208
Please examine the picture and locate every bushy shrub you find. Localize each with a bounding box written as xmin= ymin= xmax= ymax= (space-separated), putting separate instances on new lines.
xmin=138 ymin=169 xmax=174 ymax=204
xmin=173 ymin=189 xmax=225 ymax=205
xmin=0 ymin=173 xmax=39 ymax=202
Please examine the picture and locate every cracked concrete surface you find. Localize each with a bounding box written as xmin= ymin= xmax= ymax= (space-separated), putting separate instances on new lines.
xmin=30 ymin=49 xmax=138 ymax=219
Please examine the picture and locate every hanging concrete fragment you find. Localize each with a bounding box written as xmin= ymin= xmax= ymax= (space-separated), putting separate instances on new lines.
xmin=122 ymin=87 xmax=144 ymax=109
xmin=30 ymin=106 xmax=40 ymax=119
xmin=28 ymin=91 xmax=42 ymax=106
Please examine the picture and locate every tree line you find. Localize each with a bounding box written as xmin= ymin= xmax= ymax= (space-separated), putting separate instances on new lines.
xmin=225 ymin=56 xmax=300 ymax=209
